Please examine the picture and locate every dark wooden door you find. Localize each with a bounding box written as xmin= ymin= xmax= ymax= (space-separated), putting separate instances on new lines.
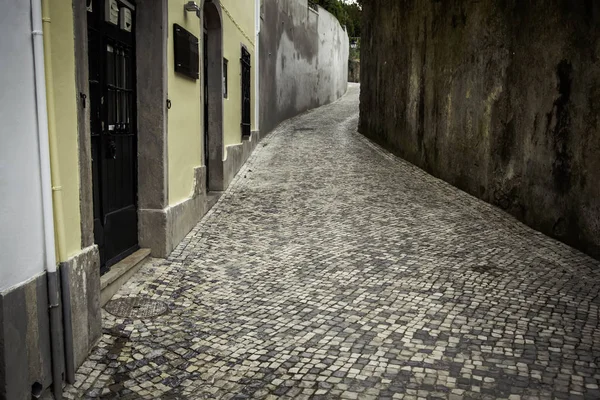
xmin=203 ymin=30 xmax=209 ymax=186
xmin=87 ymin=0 xmax=138 ymax=271
xmin=241 ymin=46 xmax=251 ymax=137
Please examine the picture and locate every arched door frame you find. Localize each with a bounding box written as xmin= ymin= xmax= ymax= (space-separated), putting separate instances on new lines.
xmin=203 ymin=0 xmax=224 ymax=191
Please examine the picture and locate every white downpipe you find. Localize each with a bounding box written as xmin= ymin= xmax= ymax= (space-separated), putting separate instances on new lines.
xmin=32 ymin=1 xmax=63 ymax=397
xmin=31 ymin=0 xmax=57 ymax=274
xmin=41 ymin=0 xmax=68 ymax=262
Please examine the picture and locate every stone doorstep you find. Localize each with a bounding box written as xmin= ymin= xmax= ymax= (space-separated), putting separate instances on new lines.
xmin=100 ymin=248 xmax=151 ymax=307
xmin=207 ymin=190 xmax=224 ymax=211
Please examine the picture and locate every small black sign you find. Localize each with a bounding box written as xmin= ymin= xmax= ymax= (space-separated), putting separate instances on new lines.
xmin=174 ymin=24 xmax=199 ymax=80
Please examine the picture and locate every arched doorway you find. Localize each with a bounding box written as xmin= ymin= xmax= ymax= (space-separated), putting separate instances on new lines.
xmin=203 ymin=1 xmax=224 ymax=191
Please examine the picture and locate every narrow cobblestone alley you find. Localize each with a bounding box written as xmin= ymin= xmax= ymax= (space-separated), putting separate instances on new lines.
xmin=66 ymin=84 xmax=600 ymax=400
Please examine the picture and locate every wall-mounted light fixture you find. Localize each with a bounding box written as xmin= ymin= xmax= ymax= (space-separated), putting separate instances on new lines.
xmin=184 ymin=1 xmax=200 ymax=15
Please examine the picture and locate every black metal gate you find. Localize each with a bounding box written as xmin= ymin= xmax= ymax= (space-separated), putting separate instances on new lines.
xmin=241 ymin=46 xmax=251 ymax=137
xmin=87 ymin=0 xmax=138 ymax=271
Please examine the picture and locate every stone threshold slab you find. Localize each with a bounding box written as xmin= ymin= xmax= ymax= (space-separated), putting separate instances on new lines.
xmin=100 ymin=248 xmax=151 ymax=306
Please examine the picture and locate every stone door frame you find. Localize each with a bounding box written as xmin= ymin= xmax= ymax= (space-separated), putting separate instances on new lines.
xmin=203 ymin=0 xmax=225 ymax=191
xmin=74 ymin=0 xmax=170 ymax=258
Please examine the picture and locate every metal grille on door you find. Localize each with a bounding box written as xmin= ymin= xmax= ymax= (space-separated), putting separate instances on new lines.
xmin=241 ymin=46 xmax=251 ymax=138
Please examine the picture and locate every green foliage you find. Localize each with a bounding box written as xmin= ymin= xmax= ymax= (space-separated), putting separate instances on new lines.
xmin=314 ymin=0 xmax=362 ymax=38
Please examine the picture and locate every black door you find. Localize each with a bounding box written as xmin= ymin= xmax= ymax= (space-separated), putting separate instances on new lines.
xmin=241 ymin=46 xmax=251 ymax=137
xmin=88 ymin=0 xmax=138 ymax=272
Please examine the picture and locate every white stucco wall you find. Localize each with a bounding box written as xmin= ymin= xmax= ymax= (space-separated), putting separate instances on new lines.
xmin=317 ymin=7 xmax=349 ymax=106
xmin=0 ymin=1 xmax=46 ymax=292
xmin=259 ymin=0 xmax=349 ymax=134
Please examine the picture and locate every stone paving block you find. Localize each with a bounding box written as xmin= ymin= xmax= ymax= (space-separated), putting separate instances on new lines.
xmin=64 ymin=84 xmax=600 ymax=399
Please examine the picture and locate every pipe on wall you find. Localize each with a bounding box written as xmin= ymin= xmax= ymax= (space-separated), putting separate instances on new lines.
xmin=31 ymin=0 xmax=64 ymax=398
xmin=60 ymin=263 xmax=75 ymax=383
xmin=42 ymin=0 xmax=73 ymax=393
xmin=41 ymin=0 xmax=67 ymax=262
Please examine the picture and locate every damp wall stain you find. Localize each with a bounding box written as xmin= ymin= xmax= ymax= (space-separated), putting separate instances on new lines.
xmin=260 ymin=0 xmax=349 ymax=135
xmin=359 ymin=0 xmax=600 ymax=260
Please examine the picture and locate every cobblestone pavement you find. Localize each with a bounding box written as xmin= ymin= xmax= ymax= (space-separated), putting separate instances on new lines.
xmin=66 ymin=84 xmax=600 ymax=400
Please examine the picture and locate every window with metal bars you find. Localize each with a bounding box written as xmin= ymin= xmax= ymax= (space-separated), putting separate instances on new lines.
xmin=106 ymin=42 xmax=133 ymax=134
xmin=241 ymin=46 xmax=251 ymax=137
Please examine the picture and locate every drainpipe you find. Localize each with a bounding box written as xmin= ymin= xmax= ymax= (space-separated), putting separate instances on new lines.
xmin=41 ymin=0 xmax=67 ymax=262
xmin=31 ymin=0 xmax=64 ymax=399
xmin=41 ymin=0 xmax=76 ymax=385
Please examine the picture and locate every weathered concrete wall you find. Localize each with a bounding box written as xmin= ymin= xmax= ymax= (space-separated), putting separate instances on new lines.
xmin=62 ymin=246 xmax=101 ymax=373
xmin=360 ymin=0 xmax=600 ymax=259
xmin=0 ymin=274 xmax=54 ymax=400
xmin=260 ymin=0 xmax=349 ymax=135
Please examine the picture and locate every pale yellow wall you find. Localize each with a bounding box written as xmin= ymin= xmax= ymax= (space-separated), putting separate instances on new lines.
xmin=167 ymin=0 xmax=203 ymax=205
xmin=220 ymin=1 xmax=257 ymax=149
xmin=164 ymin=0 xmax=258 ymax=204
xmin=220 ymin=0 xmax=256 ymax=39
xmin=48 ymin=0 xmax=82 ymax=261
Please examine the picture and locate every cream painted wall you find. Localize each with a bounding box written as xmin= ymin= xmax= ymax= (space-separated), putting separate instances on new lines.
xmin=220 ymin=1 xmax=257 ymax=149
xmin=221 ymin=0 xmax=255 ymax=40
xmin=166 ymin=0 xmax=257 ymax=203
xmin=167 ymin=0 xmax=203 ymax=205
xmin=48 ymin=0 xmax=82 ymax=261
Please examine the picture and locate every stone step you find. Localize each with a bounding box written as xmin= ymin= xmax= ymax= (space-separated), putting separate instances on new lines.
xmin=100 ymin=248 xmax=151 ymax=307
xmin=206 ymin=190 xmax=224 ymax=211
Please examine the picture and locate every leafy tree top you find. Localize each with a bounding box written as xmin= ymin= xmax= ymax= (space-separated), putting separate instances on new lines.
xmin=314 ymin=0 xmax=362 ymax=38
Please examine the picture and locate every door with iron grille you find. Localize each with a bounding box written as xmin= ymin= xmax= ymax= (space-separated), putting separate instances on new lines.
xmin=241 ymin=46 xmax=251 ymax=137
xmin=87 ymin=0 xmax=138 ymax=271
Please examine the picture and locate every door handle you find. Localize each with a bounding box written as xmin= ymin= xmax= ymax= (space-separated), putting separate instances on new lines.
xmin=107 ymin=138 xmax=117 ymax=160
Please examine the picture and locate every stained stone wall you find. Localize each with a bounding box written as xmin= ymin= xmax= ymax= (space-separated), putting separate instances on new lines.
xmin=360 ymin=0 xmax=600 ymax=259
xmin=259 ymin=0 xmax=349 ymax=135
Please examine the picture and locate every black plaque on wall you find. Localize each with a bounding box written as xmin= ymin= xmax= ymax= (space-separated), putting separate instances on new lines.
xmin=174 ymin=24 xmax=199 ymax=79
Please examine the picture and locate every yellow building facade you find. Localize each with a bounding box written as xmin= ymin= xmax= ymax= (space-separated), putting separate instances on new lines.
xmin=5 ymin=1 xmax=262 ymax=397
xmin=44 ymin=0 xmax=260 ymax=273
xmin=167 ymin=0 xmax=203 ymax=205
xmin=44 ymin=0 xmax=82 ymax=263
xmin=221 ymin=0 xmax=258 ymax=148
xmin=166 ymin=0 xmax=260 ymax=208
